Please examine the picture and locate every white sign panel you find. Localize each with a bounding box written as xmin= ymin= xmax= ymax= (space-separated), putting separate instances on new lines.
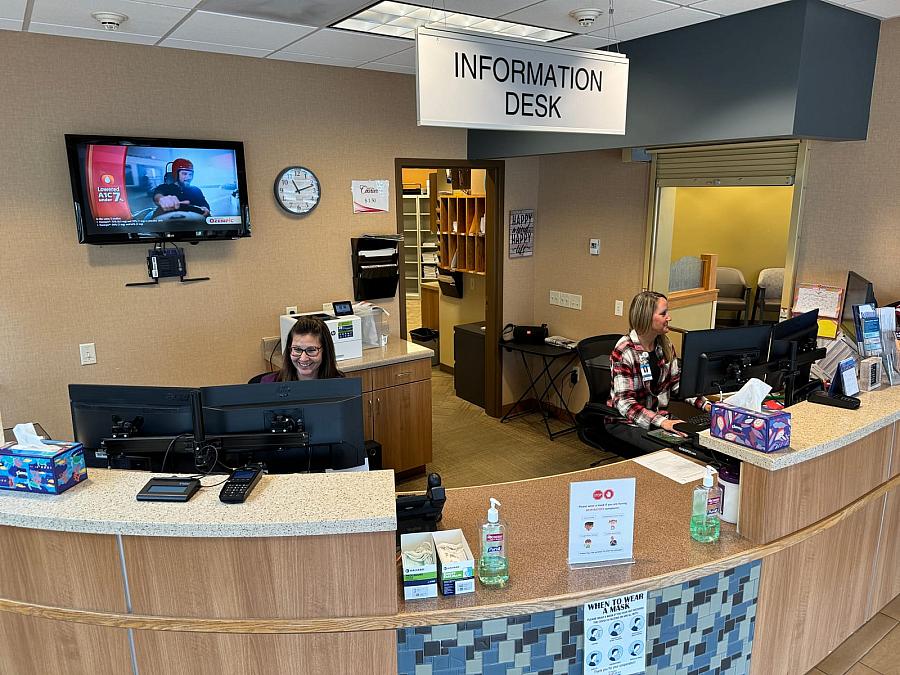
xmin=568 ymin=478 xmax=635 ymax=567
xmin=509 ymin=209 xmax=534 ymax=258
xmin=416 ymin=26 xmax=628 ymax=134
xmin=584 ymin=592 xmax=648 ymax=674
xmin=351 ymin=180 xmax=390 ymax=214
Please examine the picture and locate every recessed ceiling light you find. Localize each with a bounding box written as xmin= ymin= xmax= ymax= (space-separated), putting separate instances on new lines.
xmin=332 ymin=2 xmax=572 ymax=42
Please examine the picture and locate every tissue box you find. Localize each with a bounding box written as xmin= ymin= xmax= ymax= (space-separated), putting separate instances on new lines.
xmin=400 ymin=532 xmax=438 ymax=600
xmin=0 ymin=441 xmax=88 ymax=494
xmin=710 ymin=403 xmax=791 ymax=453
xmin=432 ymin=529 xmax=475 ymax=596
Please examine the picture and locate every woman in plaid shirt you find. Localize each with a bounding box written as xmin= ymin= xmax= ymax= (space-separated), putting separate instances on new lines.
xmin=606 ymin=291 xmax=710 ymax=454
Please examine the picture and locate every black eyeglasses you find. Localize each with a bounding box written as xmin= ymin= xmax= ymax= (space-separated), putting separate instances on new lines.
xmin=290 ymin=346 xmax=321 ymax=357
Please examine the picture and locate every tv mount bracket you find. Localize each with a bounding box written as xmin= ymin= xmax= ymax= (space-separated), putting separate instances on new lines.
xmin=126 ymin=243 xmax=210 ymax=287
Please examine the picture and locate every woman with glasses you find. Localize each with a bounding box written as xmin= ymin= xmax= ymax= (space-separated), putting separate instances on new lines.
xmin=260 ymin=316 xmax=345 ymax=383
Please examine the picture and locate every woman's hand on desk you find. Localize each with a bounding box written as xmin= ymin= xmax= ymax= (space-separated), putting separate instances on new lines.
xmin=660 ymin=418 xmax=688 ymax=437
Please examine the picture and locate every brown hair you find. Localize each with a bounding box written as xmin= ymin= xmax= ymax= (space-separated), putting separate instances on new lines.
xmin=628 ymin=291 xmax=675 ymax=362
xmin=277 ymin=316 xmax=345 ymax=381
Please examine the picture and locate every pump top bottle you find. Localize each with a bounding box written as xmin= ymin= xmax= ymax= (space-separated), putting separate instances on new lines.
xmin=690 ymin=466 xmax=722 ymax=543
xmin=477 ymin=498 xmax=509 ymax=587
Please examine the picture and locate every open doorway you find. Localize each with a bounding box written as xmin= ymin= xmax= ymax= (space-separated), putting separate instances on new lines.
xmin=394 ymin=159 xmax=504 ymax=418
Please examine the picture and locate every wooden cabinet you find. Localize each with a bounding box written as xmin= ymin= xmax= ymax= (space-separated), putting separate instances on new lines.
xmin=438 ymin=193 xmax=487 ymax=274
xmin=357 ymin=357 xmax=432 ymax=476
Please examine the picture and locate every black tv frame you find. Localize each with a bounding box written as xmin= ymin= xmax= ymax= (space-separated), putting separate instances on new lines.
xmin=65 ymin=134 xmax=251 ymax=245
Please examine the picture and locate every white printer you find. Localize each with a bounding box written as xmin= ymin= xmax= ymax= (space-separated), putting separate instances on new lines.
xmin=279 ymin=311 xmax=363 ymax=362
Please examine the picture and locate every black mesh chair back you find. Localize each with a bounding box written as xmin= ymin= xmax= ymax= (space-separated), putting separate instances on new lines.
xmin=576 ymin=334 xmax=621 ymax=412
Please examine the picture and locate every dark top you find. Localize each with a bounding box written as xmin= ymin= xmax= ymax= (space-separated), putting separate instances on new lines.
xmin=152 ymin=183 xmax=210 ymax=212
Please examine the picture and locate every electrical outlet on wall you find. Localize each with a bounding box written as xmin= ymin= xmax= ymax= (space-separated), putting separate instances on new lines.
xmin=549 ymin=290 xmax=561 ymax=305
xmin=571 ymin=294 xmax=582 ymax=310
xmin=286 ymin=306 xmax=298 ymax=315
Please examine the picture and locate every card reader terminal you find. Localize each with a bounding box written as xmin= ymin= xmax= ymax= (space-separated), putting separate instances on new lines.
xmin=219 ymin=466 xmax=264 ymax=504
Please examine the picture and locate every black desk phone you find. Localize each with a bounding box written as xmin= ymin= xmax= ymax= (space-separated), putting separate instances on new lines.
xmin=219 ymin=466 xmax=264 ymax=504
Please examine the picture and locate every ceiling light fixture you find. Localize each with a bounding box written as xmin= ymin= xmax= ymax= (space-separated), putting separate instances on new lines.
xmin=91 ymin=12 xmax=128 ymax=32
xmin=569 ymin=9 xmax=604 ymax=28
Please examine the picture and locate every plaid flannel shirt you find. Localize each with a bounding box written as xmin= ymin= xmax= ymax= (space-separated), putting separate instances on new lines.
xmin=607 ymin=330 xmax=708 ymax=429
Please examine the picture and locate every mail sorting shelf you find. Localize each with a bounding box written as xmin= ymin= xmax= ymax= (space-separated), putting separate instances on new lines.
xmin=499 ymin=340 xmax=579 ymax=440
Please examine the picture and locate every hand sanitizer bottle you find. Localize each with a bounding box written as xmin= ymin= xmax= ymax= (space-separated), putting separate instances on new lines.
xmin=478 ymin=498 xmax=509 ymax=587
xmin=690 ymin=466 xmax=722 ymax=543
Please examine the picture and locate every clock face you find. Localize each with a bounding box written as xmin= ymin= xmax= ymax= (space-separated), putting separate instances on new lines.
xmin=274 ymin=166 xmax=321 ymax=215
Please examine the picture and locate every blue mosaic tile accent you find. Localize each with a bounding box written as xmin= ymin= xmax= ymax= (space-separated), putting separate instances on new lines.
xmin=397 ymin=560 xmax=759 ymax=675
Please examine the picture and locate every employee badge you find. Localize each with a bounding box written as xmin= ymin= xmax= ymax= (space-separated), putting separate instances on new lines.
xmin=638 ymin=352 xmax=653 ymax=382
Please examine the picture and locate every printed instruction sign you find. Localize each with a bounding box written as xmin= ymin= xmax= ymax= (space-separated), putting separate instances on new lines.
xmin=568 ymin=478 xmax=635 ymax=567
xmin=584 ymin=592 xmax=648 ymax=674
xmin=352 ymin=180 xmax=390 ymax=213
xmin=508 ymin=209 xmax=534 ymax=258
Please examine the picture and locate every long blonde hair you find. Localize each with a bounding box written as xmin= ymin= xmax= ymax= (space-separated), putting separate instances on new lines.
xmin=629 ymin=291 xmax=675 ymax=362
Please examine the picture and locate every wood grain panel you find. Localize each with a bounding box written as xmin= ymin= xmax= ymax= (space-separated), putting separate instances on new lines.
xmin=0 ymin=526 xmax=125 ymax=612
xmin=123 ymin=531 xmax=397 ymax=619
xmin=892 ymin=422 xmax=899 ymax=478
xmin=134 ymin=628 xmax=396 ymax=675
xmin=871 ymin=486 xmax=900 ymax=615
xmin=346 ymin=368 xmax=373 ymax=393
xmin=739 ymin=424 xmax=893 ymax=543
xmin=374 ymin=379 xmax=432 ymax=473
xmin=421 ymin=283 xmax=440 ymax=330
xmin=752 ymin=498 xmax=885 ymax=675
xmin=370 ymin=357 xmax=431 ymax=390
xmin=0 ymin=611 xmax=133 ymax=675
xmin=364 ymin=393 xmax=375 ymax=442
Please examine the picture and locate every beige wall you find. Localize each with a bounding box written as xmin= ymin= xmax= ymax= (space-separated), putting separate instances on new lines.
xmin=796 ymin=18 xmax=900 ymax=304
xmin=0 ymin=32 xmax=465 ymax=436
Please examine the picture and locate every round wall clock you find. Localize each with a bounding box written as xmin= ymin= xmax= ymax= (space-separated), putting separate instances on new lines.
xmin=274 ymin=166 xmax=321 ymax=215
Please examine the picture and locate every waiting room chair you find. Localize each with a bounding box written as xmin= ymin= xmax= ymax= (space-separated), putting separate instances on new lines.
xmin=715 ymin=267 xmax=751 ymax=326
xmin=750 ymin=267 xmax=784 ymax=324
xmin=574 ymin=335 xmax=649 ymax=461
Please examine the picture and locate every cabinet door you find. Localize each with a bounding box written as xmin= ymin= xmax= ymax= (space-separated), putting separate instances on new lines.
xmin=373 ymin=380 xmax=432 ymax=474
xmin=363 ymin=393 xmax=375 ymax=444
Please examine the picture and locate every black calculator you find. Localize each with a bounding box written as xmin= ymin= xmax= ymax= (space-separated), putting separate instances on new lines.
xmin=219 ymin=466 xmax=264 ymax=504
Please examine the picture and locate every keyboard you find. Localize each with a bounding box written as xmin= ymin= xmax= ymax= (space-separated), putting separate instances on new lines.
xmin=674 ymin=411 xmax=712 ymax=434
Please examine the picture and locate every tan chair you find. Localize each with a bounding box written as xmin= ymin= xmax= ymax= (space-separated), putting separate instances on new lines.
xmin=715 ymin=267 xmax=751 ymax=325
xmin=750 ymin=267 xmax=784 ymax=324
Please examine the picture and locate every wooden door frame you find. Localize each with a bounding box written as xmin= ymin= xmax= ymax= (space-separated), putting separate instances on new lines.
xmin=394 ymin=158 xmax=505 ymax=418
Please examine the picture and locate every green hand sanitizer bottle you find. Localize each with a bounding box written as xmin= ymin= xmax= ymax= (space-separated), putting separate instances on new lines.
xmin=478 ymin=498 xmax=509 ymax=587
xmin=690 ymin=466 xmax=722 ymax=543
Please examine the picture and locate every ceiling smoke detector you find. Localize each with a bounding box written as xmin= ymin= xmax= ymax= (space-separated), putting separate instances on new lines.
xmin=569 ymin=9 xmax=603 ymax=28
xmin=92 ymin=12 xmax=128 ymax=31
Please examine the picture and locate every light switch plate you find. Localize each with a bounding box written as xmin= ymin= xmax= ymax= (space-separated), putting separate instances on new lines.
xmin=590 ymin=239 xmax=600 ymax=255
xmin=615 ymin=300 xmax=624 ymax=316
xmin=79 ymin=343 xmax=97 ymax=366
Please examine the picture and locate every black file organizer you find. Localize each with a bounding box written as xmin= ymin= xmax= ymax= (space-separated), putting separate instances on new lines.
xmin=437 ymin=266 xmax=463 ymax=298
xmin=351 ymin=237 xmax=400 ymax=301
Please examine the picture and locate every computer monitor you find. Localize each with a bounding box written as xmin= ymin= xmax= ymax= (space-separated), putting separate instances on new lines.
xmin=767 ymin=309 xmax=826 ymax=406
xmin=200 ymin=378 xmax=365 ymax=472
xmin=841 ymin=271 xmax=878 ymax=340
xmin=69 ymin=384 xmax=202 ymax=472
xmin=679 ymin=325 xmax=773 ymax=398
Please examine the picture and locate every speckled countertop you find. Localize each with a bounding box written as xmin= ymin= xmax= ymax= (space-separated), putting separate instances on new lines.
xmin=400 ymin=455 xmax=752 ymax=614
xmin=0 ymin=468 xmax=397 ymax=537
xmin=268 ymin=338 xmax=432 ymax=372
xmin=698 ymin=385 xmax=900 ymax=471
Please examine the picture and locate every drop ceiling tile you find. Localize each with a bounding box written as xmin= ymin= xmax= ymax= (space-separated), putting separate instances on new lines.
xmin=842 ymin=0 xmax=900 ymax=17
xmin=199 ymin=0 xmax=367 ymax=27
xmin=169 ymin=10 xmax=315 ymax=50
xmin=137 ymin=0 xmax=202 ymax=8
xmin=159 ymin=37 xmax=273 ymax=57
xmin=0 ymin=17 xmax=21 ymax=29
xmin=358 ymin=61 xmax=415 ymax=74
xmin=29 ymin=22 xmax=159 ymax=44
xmin=0 ymin=0 xmax=25 ymax=20
xmin=372 ymin=46 xmax=414 ymax=67
xmin=690 ymin=0 xmax=788 ymax=15
xmin=267 ymin=50 xmax=363 ymax=67
xmin=403 ymin=0 xmax=539 ymax=18
xmin=278 ymin=27 xmax=408 ymax=61
xmin=551 ymin=33 xmax=616 ymax=49
xmin=30 ymin=0 xmax=189 ymax=36
xmin=606 ymin=6 xmax=719 ymax=42
xmin=502 ymin=0 xmax=680 ymax=33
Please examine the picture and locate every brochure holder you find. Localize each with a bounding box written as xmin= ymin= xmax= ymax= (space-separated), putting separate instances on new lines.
xmin=436 ymin=267 xmax=463 ymax=298
xmin=351 ymin=237 xmax=400 ymax=301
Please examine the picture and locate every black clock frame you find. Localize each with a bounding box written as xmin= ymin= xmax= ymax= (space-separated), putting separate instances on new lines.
xmin=274 ymin=166 xmax=321 ymax=215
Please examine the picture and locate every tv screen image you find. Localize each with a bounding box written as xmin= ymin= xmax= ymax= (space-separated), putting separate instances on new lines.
xmin=66 ymin=135 xmax=250 ymax=244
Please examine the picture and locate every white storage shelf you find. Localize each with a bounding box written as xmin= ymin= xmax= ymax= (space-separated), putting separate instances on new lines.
xmin=402 ymin=191 xmax=437 ymax=298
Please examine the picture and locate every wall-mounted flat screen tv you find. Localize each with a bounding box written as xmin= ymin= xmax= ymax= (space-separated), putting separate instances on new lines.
xmin=65 ymin=134 xmax=251 ymax=244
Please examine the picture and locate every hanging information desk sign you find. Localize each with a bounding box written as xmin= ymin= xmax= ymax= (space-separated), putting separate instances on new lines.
xmin=416 ymin=26 xmax=628 ymax=134
xmin=583 ymin=592 xmax=648 ymax=674
xmin=568 ymin=478 xmax=636 ymax=569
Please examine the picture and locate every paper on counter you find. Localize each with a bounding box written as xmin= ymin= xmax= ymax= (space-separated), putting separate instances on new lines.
xmin=723 ymin=377 xmax=771 ymax=412
xmin=12 ymin=423 xmax=52 ymax=450
xmin=632 ymin=451 xmax=707 ymax=484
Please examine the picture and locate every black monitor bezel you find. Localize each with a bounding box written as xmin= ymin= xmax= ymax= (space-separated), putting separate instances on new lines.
xmin=679 ymin=324 xmax=773 ymax=399
xmin=841 ymin=270 xmax=878 ymax=340
xmin=65 ymin=134 xmax=251 ymax=245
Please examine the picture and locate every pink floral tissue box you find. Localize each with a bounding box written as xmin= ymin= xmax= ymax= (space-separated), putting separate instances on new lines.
xmin=710 ymin=402 xmax=791 ymax=453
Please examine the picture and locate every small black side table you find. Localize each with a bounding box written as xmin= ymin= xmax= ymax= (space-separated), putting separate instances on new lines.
xmin=499 ymin=340 xmax=579 ymax=440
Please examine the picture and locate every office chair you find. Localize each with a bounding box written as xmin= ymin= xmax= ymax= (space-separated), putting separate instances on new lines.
xmin=750 ymin=267 xmax=784 ymax=324
xmin=715 ymin=267 xmax=751 ymax=326
xmin=574 ymin=335 xmax=649 ymax=461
